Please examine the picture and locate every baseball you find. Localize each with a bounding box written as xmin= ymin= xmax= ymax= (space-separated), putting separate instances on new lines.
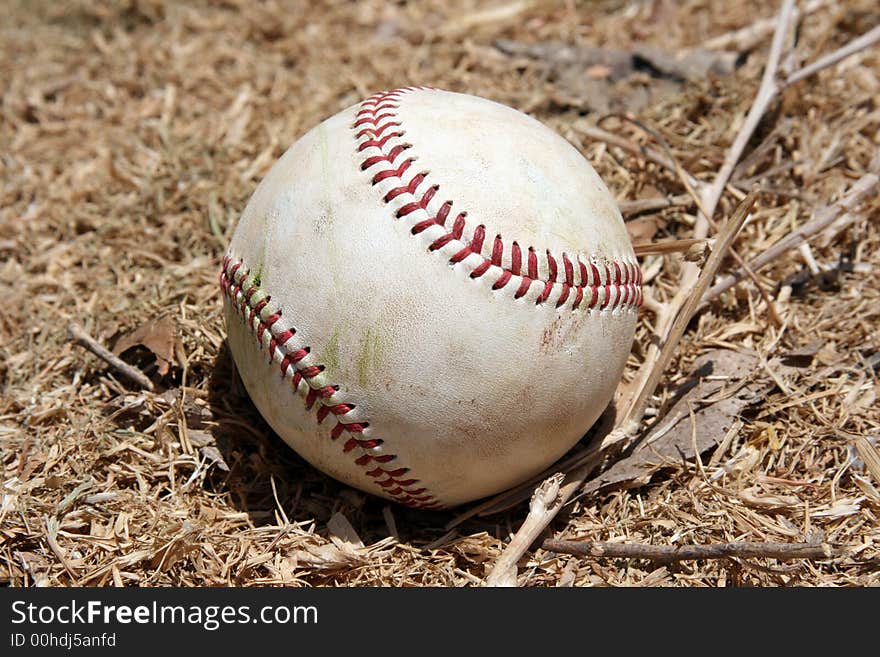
xmin=221 ymin=87 xmax=641 ymax=509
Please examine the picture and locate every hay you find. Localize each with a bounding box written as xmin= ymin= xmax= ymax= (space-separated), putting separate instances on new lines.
xmin=1 ymin=0 xmax=878 ymax=586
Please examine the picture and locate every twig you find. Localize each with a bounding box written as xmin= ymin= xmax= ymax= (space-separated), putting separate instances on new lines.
xmin=667 ymin=132 xmax=783 ymax=327
xmin=67 ymin=322 xmax=155 ymax=391
xmin=606 ymin=110 xmax=782 ymax=328
xmin=701 ymin=0 xmax=833 ymax=52
xmin=785 ymin=24 xmax=880 ymax=86
xmin=698 ymin=0 xmax=796 ymax=237
xmin=619 ymin=1 xmax=797 ymax=433
xmin=542 ymin=539 xmax=841 ymax=562
xmin=619 ymin=194 xmax=693 ymax=217
xmin=697 ymin=3 xmax=879 ymax=236
xmin=632 ymin=238 xmax=707 ymax=257
xmin=704 ymin=159 xmax=879 ymax=302
xmin=484 ymin=474 xmax=564 ymax=586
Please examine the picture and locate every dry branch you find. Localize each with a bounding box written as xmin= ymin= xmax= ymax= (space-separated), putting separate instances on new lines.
xmin=690 ymin=21 xmax=880 ymax=302
xmin=619 ymin=194 xmax=694 ymax=217
xmin=543 ymin=539 xmax=841 ymax=562
xmin=484 ymin=474 xmax=564 ymax=587
xmin=632 ymin=238 xmax=707 ymax=257
xmin=698 ymin=0 xmax=797 ymax=238
xmin=701 ymin=0 xmax=833 ymax=51
xmin=68 ymin=322 xmax=155 ymax=391
xmin=785 ymin=24 xmax=880 ymax=86
xmin=597 ymin=4 xmax=797 ymax=449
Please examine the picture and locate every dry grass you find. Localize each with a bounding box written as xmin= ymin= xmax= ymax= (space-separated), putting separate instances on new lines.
xmin=1 ymin=0 xmax=878 ymax=587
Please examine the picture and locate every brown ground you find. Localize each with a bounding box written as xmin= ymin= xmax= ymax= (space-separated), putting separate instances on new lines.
xmin=1 ymin=0 xmax=878 ymax=586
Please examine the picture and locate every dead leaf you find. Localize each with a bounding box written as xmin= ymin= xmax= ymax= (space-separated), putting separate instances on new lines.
xmin=113 ymin=315 xmax=180 ymax=376
xmin=781 ymin=342 xmax=822 ymax=367
xmin=583 ymin=349 xmax=759 ymax=494
xmin=327 ymin=511 xmax=364 ymax=549
xmin=199 ymin=445 xmax=229 ymax=472
xmin=626 ymin=216 xmax=663 ymax=243
xmin=187 ymin=429 xmax=214 ymax=447
xmin=494 ymin=39 xmax=739 ymax=114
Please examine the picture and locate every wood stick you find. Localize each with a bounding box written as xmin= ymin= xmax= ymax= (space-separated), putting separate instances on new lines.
xmin=632 ymin=238 xmax=707 ymax=257
xmin=542 ymin=539 xmax=841 ymax=562
xmin=619 ymin=194 xmax=694 ymax=217
xmin=701 ymin=0 xmax=833 ymax=52
xmin=68 ymin=322 xmax=155 ymax=391
xmin=484 ymin=474 xmax=564 ymax=586
xmin=697 ymin=0 xmax=796 ymax=240
xmin=668 ymin=137 xmax=783 ymax=327
xmin=619 ymin=2 xmax=797 ymax=431
xmin=785 ymin=24 xmax=880 ymax=86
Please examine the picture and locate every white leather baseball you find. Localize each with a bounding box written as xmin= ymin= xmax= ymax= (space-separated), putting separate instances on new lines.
xmin=221 ymin=87 xmax=641 ymax=509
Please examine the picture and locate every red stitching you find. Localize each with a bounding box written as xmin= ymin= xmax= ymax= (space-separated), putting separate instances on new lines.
xmin=220 ymin=256 xmax=441 ymax=510
xmin=562 ymin=254 xmax=574 ymax=286
xmin=511 ymin=242 xmax=522 ymax=275
xmin=356 ymin=122 xmax=401 ymax=140
xmin=354 ymin=87 xmax=642 ymax=311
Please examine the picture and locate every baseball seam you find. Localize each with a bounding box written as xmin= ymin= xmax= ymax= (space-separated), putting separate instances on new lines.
xmin=354 ymin=86 xmax=644 ymax=311
xmin=220 ymin=255 xmax=442 ymax=509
